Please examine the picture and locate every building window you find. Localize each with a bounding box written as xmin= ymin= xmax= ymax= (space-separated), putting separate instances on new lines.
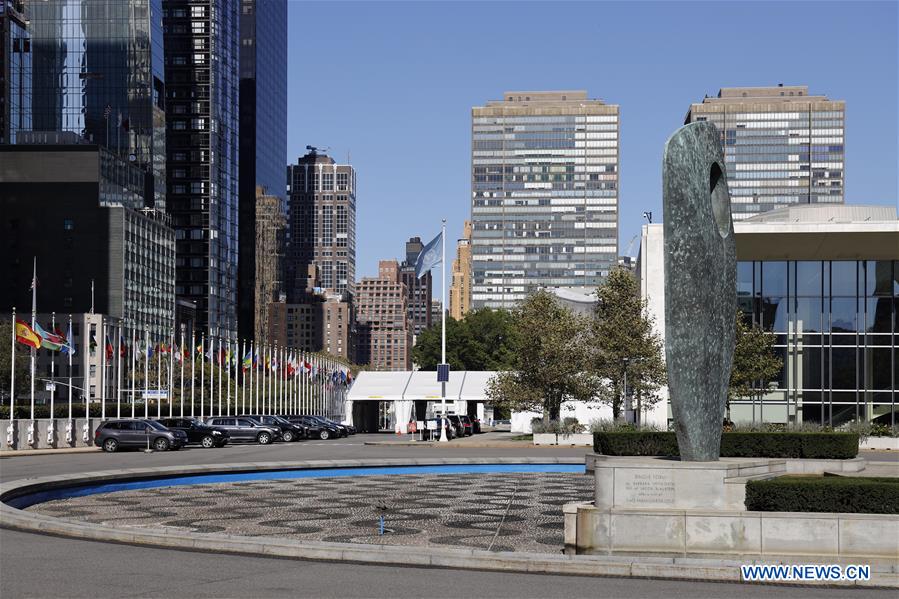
xmin=63 ymin=219 xmax=74 ymax=230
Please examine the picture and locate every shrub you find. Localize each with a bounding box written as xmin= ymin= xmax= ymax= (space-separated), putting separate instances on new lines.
xmin=589 ymin=418 xmax=661 ymax=433
xmin=594 ymin=431 xmax=680 ymax=456
xmin=745 ymin=476 xmax=899 ymax=514
xmin=593 ymin=431 xmax=859 ymax=459
xmin=532 ymin=418 xmax=585 ymax=435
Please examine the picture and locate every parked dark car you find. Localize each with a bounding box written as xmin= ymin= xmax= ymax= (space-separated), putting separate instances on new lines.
xmin=205 ymin=417 xmax=280 ymax=444
xmin=155 ymin=417 xmax=229 ymax=448
xmin=318 ymin=417 xmax=355 ymax=435
xmin=470 ymin=417 xmax=482 ymax=434
xmin=458 ymin=415 xmax=474 ymax=436
xmin=94 ymin=419 xmax=185 ymax=453
xmin=241 ymin=415 xmax=306 ymax=442
xmin=282 ymin=415 xmax=342 ymax=440
xmin=446 ymin=415 xmax=467 ymax=437
xmin=307 ymin=416 xmax=350 ymax=437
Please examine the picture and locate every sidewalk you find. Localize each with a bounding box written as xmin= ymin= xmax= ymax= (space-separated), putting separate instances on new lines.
xmin=364 ymin=431 xmax=539 ymax=448
xmin=0 ymin=446 xmax=100 ymax=458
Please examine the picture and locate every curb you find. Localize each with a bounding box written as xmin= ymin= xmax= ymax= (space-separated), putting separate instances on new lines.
xmin=1 ymin=458 xmax=896 ymax=588
xmin=0 ymin=447 xmax=101 ymax=458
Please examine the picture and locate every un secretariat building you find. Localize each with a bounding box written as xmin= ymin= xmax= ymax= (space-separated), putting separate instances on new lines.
xmin=470 ymin=91 xmax=619 ymax=309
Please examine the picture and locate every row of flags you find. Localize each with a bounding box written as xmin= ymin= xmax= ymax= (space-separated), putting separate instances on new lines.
xmin=14 ymin=319 xmax=354 ymax=387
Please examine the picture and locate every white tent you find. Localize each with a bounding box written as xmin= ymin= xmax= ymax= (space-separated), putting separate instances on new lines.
xmin=345 ymin=371 xmax=496 ymax=431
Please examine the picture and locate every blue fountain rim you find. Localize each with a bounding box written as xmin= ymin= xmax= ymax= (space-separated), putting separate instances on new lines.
xmin=7 ymin=463 xmax=585 ymax=509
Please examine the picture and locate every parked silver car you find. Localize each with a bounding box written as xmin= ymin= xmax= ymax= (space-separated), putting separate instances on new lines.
xmin=205 ymin=417 xmax=280 ymax=444
xmin=94 ymin=419 xmax=186 ymax=452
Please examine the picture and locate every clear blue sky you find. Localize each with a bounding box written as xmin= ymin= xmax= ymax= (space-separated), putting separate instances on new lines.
xmin=287 ymin=1 xmax=898 ymax=292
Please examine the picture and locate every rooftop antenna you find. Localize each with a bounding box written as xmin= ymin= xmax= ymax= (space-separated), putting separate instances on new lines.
xmin=306 ymin=145 xmax=330 ymax=157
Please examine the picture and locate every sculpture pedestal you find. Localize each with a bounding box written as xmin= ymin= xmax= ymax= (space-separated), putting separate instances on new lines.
xmin=589 ymin=454 xmax=784 ymax=511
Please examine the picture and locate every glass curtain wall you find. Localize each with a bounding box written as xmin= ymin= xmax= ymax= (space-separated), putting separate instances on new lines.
xmin=737 ymin=260 xmax=897 ymax=426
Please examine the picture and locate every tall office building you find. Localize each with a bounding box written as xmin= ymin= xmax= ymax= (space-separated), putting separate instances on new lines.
xmin=17 ymin=0 xmax=167 ymax=208
xmin=253 ymin=186 xmax=285 ymax=345
xmin=1 ymin=0 xmax=30 ymax=144
xmin=685 ymin=85 xmax=845 ymax=219
xmin=470 ymin=91 xmax=619 ymax=309
xmin=163 ymin=0 xmax=240 ymax=337
xmin=355 ymin=260 xmax=412 ymax=371
xmin=1 ymin=144 xmax=176 ymax=339
xmin=286 ymin=150 xmax=357 ymax=298
xmin=237 ymin=0 xmax=287 ymax=341
xmin=399 ymin=237 xmax=432 ymax=336
xmin=449 ymin=220 xmax=472 ymax=320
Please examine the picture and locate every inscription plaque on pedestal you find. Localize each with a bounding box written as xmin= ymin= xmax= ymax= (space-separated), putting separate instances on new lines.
xmin=618 ymin=470 xmax=676 ymax=507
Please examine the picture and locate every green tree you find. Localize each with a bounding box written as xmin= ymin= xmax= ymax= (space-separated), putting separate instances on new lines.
xmin=485 ymin=290 xmax=593 ymax=422
xmin=728 ymin=311 xmax=783 ymax=422
xmin=588 ymin=267 xmax=667 ymax=422
xmin=0 ymin=322 xmax=33 ymax=403
xmin=411 ymin=308 xmax=516 ymax=371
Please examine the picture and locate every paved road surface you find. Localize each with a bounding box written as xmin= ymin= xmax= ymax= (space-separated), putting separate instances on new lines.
xmin=1 ymin=435 xmax=895 ymax=598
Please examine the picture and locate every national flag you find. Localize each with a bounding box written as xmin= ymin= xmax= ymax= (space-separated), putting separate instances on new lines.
xmin=63 ymin=324 xmax=76 ymax=356
xmin=242 ymin=351 xmax=252 ymax=370
xmin=414 ymin=231 xmax=442 ymax=278
xmin=146 ymin=342 xmax=154 ymax=361
xmin=173 ymin=344 xmax=182 ymax=362
xmin=34 ymin=321 xmax=64 ymax=351
xmin=120 ymin=335 xmax=127 ymax=357
xmin=105 ymin=336 xmax=113 ymax=363
xmin=15 ymin=320 xmax=42 ymax=349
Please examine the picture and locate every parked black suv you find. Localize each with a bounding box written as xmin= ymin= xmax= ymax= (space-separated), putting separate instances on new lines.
xmin=446 ymin=415 xmax=467 ymax=437
xmin=241 ymin=415 xmax=306 ymax=442
xmin=307 ymin=416 xmax=350 ymax=437
xmin=94 ymin=419 xmax=186 ymax=452
xmin=155 ymin=417 xmax=229 ymax=448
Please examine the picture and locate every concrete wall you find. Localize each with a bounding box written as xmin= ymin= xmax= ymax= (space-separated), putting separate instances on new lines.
xmin=565 ymin=502 xmax=899 ymax=562
xmin=2 ymin=419 xmax=98 ymax=451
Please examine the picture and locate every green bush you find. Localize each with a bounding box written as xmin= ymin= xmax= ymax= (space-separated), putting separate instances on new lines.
xmin=745 ymin=476 xmax=899 ymax=514
xmin=532 ymin=417 xmax=585 ymax=434
xmin=593 ymin=431 xmax=859 ymax=459
xmin=594 ymin=431 xmax=680 ymax=456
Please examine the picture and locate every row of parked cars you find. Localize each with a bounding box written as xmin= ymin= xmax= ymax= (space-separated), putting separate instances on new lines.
xmin=93 ymin=414 xmax=356 ymax=452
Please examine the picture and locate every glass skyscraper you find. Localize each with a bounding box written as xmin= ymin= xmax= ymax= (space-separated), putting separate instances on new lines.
xmin=685 ymin=85 xmax=845 ymax=220
xmin=237 ymin=0 xmax=287 ymax=341
xmin=163 ymin=0 xmax=239 ymax=337
xmin=1 ymin=0 xmax=31 ymax=144
xmin=470 ymin=91 xmax=619 ymax=309
xmin=21 ymin=0 xmax=167 ymax=209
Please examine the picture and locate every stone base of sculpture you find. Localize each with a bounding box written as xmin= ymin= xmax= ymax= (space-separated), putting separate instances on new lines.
xmin=562 ymin=455 xmax=897 ymax=564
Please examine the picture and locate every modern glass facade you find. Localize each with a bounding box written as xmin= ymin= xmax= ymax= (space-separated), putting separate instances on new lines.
xmin=471 ymin=91 xmax=619 ymax=309
xmin=686 ymin=86 xmax=844 ymax=220
xmin=1 ymin=0 xmax=31 ymax=144
xmin=23 ymin=0 xmax=166 ymax=209
xmin=736 ymin=260 xmax=897 ymax=427
xmin=163 ymin=0 xmax=239 ymax=337
xmin=237 ymin=0 xmax=287 ymax=340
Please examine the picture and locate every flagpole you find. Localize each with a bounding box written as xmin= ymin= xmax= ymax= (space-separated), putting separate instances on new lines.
xmin=200 ymin=334 xmax=205 ymax=420
xmin=190 ymin=329 xmax=195 ymax=418
xmin=130 ymin=325 xmax=136 ymax=419
xmin=67 ymin=314 xmax=73 ymax=423
xmin=179 ymin=330 xmax=185 ymax=418
xmin=116 ymin=321 xmax=122 ymax=419
xmin=210 ymin=336 xmax=216 ymax=417
xmin=440 ymin=219 xmax=448 ymax=442
xmin=49 ymin=312 xmax=56 ymax=441
xmin=217 ymin=336 xmax=222 ymax=417
xmin=100 ymin=318 xmax=106 ymax=422
xmin=169 ymin=332 xmax=175 ymax=417
xmin=143 ymin=327 xmax=149 ymax=419
xmin=8 ymin=309 xmax=15 ymax=445
xmin=156 ymin=332 xmax=161 ymax=418
xmin=30 ymin=258 xmax=36 ymax=426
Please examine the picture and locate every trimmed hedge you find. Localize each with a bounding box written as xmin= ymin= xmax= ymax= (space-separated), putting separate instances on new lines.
xmin=745 ymin=476 xmax=899 ymax=514
xmin=593 ymin=431 xmax=859 ymax=459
